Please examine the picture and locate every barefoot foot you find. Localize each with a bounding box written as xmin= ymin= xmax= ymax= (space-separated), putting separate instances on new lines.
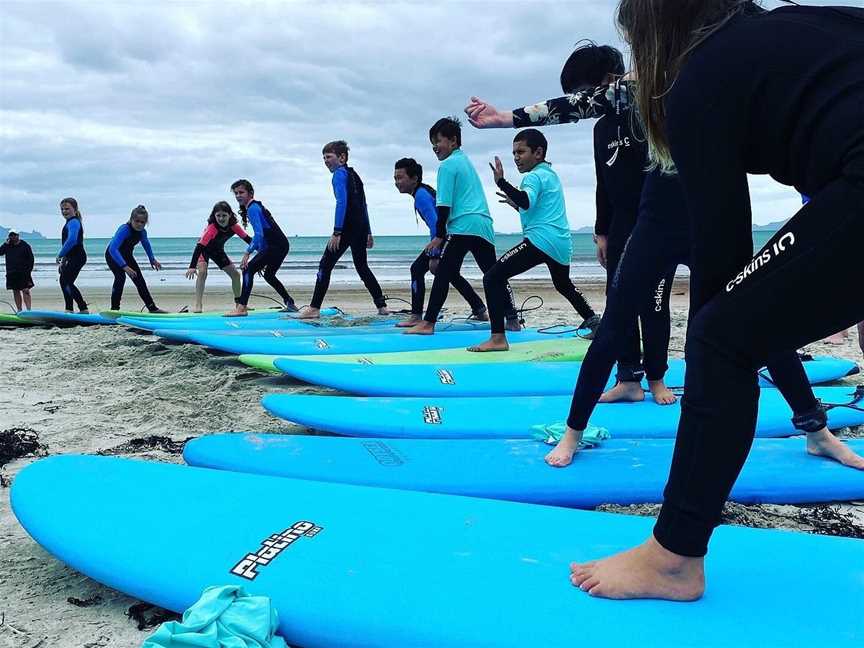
xmin=298 ymin=307 xmax=320 ymax=320
xmin=471 ymin=308 xmax=489 ymax=322
xmin=396 ymin=315 xmax=422 ymax=328
xmin=569 ymin=536 xmax=705 ymax=601
xmin=544 ymin=427 xmax=583 ymax=467
xmin=648 ymin=380 xmax=678 ymax=405
xmin=224 ymin=307 xmax=248 ymax=317
xmin=467 ymin=335 xmax=509 ymax=353
xmin=378 ymin=306 xmax=391 ymax=316
xmin=807 ymin=428 xmax=864 ymax=469
xmin=824 ymin=330 xmax=848 ymax=345
xmin=505 ymin=317 xmax=522 ymax=332
xmin=599 ymin=381 xmax=645 ymax=403
xmin=403 ymin=321 xmax=435 ymax=335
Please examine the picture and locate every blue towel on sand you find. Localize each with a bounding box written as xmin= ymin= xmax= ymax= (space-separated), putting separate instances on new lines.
xmin=142 ymin=585 xmax=288 ymax=648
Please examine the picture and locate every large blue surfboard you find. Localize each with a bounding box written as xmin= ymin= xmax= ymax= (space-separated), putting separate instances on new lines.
xmin=272 ymin=355 xmax=860 ymax=396
xmin=184 ymin=434 xmax=864 ymax=507
xmin=116 ymin=307 xmax=345 ymax=331
xmin=19 ymin=310 xmax=115 ymax=326
xmin=260 ymin=386 xmax=864 ymax=439
xmin=171 ymin=328 xmax=571 ymax=356
xmin=12 ymin=456 xmax=864 ymax=647
xmin=155 ymin=320 xmax=490 ymax=344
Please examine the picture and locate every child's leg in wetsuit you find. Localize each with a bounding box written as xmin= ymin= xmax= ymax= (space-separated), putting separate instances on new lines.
xmin=309 ymin=239 xmax=350 ymax=310
xmin=638 ymin=267 xmax=678 ymax=404
xmin=261 ymin=247 xmax=294 ymax=307
xmin=348 ymin=235 xmax=387 ymax=310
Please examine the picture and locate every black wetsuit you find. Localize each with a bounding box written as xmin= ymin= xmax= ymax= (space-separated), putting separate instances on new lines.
xmin=310 ymin=166 xmax=387 ymax=309
xmin=105 ymin=223 xmax=157 ymax=311
xmin=0 ymin=240 xmax=34 ymax=290
xmin=238 ymin=200 xmax=294 ymax=308
xmin=58 ymin=217 xmax=88 ymax=311
xmin=652 ymin=4 xmax=864 ymax=557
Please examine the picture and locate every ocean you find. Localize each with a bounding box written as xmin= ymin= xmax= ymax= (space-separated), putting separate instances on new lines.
xmin=10 ymin=232 xmax=778 ymax=290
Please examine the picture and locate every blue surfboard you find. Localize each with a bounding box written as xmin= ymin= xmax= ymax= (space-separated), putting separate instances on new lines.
xmin=19 ymin=310 xmax=115 ymax=326
xmin=116 ymin=307 xmax=345 ymax=331
xmin=260 ymin=386 xmax=864 ymax=439
xmin=155 ymin=320 xmax=490 ymax=344
xmin=171 ymin=328 xmax=572 ymax=356
xmin=184 ymin=434 xmax=864 ymax=507
xmin=12 ymin=456 xmax=864 ymax=647
xmin=271 ymin=356 xmax=859 ymax=396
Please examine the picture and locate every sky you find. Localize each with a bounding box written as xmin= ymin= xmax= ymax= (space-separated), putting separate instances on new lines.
xmin=0 ymin=0 xmax=821 ymax=238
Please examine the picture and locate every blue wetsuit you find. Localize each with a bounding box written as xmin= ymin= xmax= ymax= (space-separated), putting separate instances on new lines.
xmin=310 ymin=166 xmax=386 ymax=309
xmin=409 ymin=184 xmax=485 ymax=316
xmin=58 ymin=217 xmax=88 ymax=311
xmin=104 ymin=223 xmax=157 ymax=311
xmin=237 ymin=200 xmax=294 ymax=307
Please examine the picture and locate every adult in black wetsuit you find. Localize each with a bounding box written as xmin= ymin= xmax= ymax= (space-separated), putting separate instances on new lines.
xmin=225 ymin=179 xmax=296 ymax=317
xmin=569 ymin=0 xmax=864 ymax=603
xmin=56 ymin=197 xmax=88 ymax=313
xmin=299 ymin=140 xmax=389 ymax=319
xmin=0 ymin=230 xmax=34 ymax=311
xmin=105 ymin=205 xmax=165 ymax=313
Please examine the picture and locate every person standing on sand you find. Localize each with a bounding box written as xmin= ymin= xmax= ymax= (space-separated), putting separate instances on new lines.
xmin=393 ymin=157 xmax=489 ymax=327
xmin=0 ymin=230 xmax=34 ymax=311
xmin=403 ymin=117 xmax=520 ymax=336
xmin=56 ymin=198 xmax=89 ymax=313
xmin=105 ymin=205 xmax=166 ymax=313
xmin=186 ymin=201 xmax=252 ymax=313
xmin=225 ymin=179 xmax=296 ymax=317
xmin=566 ymin=0 xmax=864 ymax=603
xmin=300 ymin=140 xmax=389 ymax=320
xmin=468 ymin=129 xmax=599 ymax=352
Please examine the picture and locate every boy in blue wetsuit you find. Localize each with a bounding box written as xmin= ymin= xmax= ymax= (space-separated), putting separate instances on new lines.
xmin=225 ymin=179 xmax=296 ymax=317
xmin=56 ymin=197 xmax=88 ymax=313
xmin=393 ymin=157 xmax=488 ymax=326
xmin=404 ymin=117 xmax=519 ymax=335
xmin=469 ymin=129 xmax=598 ymax=351
xmin=104 ymin=205 xmax=165 ymax=313
xmin=299 ymin=141 xmax=388 ymax=319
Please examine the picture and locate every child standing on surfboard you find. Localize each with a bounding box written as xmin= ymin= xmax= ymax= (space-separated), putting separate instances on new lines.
xmin=468 ymin=129 xmax=598 ymax=352
xmin=393 ymin=157 xmax=488 ymax=326
xmin=403 ymin=117 xmax=519 ymax=336
xmin=299 ymin=140 xmax=389 ymax=319
xmin=104 ymin=205 xmax=166 ymax=313
xmin=186 ymin=201 xmax=252 ymax=313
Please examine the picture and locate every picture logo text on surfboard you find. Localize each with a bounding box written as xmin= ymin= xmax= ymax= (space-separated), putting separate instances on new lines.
xmin=230 ymin=521 xmax=323 ymax=580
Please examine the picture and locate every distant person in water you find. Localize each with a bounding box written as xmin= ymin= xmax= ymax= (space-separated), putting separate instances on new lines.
xmin=104 ymin=205 xmax=165 ymax=313
xmin=393 ymin=157 xmax=488 ymax=327
xmin=225 ymin=179 xmax=296 ymax=317
xmin=186 ymin=201 xmax=252 ymax=312
xmin=300 ymin=140 xmax=389 ymax=319
xmin=56 ymin=198 xmax=88 ymax=313
xmin=469 ymin=129 xmax=599 ymax=351
xmin=404 ymin=117 xmax=520 ymax=336
xmin=0 ymin=229 xmax=34 ymax=311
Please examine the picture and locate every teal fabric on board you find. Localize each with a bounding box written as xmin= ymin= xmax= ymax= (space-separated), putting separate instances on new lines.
xmin=142 ymin=585 xmax=288 ymax=648
xmin=518 ymin=162 xmax=572 ymax=266
xmin=435 ymin=148 xmax=495 ymax=244
xmin=532 ymin=422 xmax=610 ymax=447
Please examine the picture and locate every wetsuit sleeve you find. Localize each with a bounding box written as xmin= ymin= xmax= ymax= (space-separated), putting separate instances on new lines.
xmin=0 ymin=243 xmax=7 ymax=256
xmin=414 ymin=189 xmax=438 ymax=238
xmin=198 ymin=224 xmax=218 ymax=247
xmin=332 ymin=167 xmax=348 ymax=234
xmin=190 ymin=244 xmax=205 ymax=268
xmin=594 ymin=145 xmax=612 ymax=236
xmin=140 ymin=229 xmax=156 ymax=264
xmin=246 ymin=203 xmax=265 ymax=253
xmin=25 ymin=243 xmax=34 ymax=271
xmin=434 ymin=206 xmax=451 ymax=239
xmin=512 ymin=84 xmax=615 ymax=127
xmin=108 ymin=225 xmax=130 ymax=267
xmin=231 ymin=223 xmax=252 ymax=243
xmin=58 ymin=219 xmax=81 ymax=257
xmin=496 ymin=177 xmax=530 ymax=210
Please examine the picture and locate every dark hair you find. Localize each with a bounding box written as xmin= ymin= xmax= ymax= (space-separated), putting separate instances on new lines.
xmin=514 ymin=129 xmax=548 ymax=158
xmin=560 ymin=40 xmax=625 ymax=94
xmin=322 ymin=140 xmax=350 ymax=158
xmin=394 ymin=158 xmax=423 ymax=182
xmin=129 ymin=205 xmax=148 ymax=221
xmin=617 ymin=0 xmax=751 ymax=172
xmin=60 ymin=197 xmax=82 ymax=219
xmin=429 ymin=117 xmax=462 ymax=146
xmin=231 ymin=179 xmax=254 ymax=195
xmin=208 ymin=201 xmax=238 ymax=228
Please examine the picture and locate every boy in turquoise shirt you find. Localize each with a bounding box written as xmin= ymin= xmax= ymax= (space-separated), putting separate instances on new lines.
xmin=469 ymin=128 xmax=599 ymax=351
xmin=404 ymin=117 xmax=519 ymax=335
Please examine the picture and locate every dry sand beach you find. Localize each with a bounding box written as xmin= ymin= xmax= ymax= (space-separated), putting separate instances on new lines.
xmin=1 ymin=279 xmax=862 ymax=647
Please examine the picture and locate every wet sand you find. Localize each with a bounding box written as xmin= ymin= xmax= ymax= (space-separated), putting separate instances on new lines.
xmin=1 ymin=278 xmax=862 ymax=647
